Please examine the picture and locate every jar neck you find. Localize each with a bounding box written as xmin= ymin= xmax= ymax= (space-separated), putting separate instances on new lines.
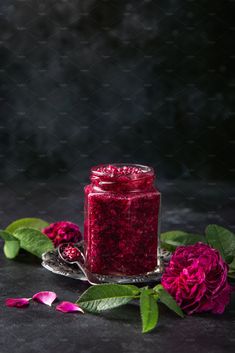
xmin=89 ymin=164 xmax=155 ymax=193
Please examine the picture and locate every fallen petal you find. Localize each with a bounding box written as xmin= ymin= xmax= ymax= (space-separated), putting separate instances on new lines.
xmin=33 ymin=291 xmax=57 ymax=306
xmin=56 ymin=301 xmax=84 ymax=313
xmin=5 ymin=298 xmax=30 ymax=308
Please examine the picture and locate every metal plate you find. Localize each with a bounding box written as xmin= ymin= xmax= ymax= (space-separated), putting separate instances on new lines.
xmin=42 ymin=248 xmax=171 ymax=283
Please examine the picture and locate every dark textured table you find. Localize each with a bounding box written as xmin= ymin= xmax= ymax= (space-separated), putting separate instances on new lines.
xmin=0 ymin=180 xmax=235 ymax=353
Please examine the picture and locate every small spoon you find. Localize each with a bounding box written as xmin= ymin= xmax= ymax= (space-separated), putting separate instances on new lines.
xmin=58 ymin=243 xmax=102 ymax=285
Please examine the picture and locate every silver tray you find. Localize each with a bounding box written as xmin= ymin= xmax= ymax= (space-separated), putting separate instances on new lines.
xmin=41 ymin=248 xmax=171 ymax=283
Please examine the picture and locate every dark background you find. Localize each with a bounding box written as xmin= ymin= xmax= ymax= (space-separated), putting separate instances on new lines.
xmin=0 ymin=0 xmax=234 ymax=230
xmin=0 ymin=3 xmax=235 ymax=352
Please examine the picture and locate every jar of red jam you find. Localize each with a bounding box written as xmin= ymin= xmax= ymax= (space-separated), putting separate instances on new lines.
xmin=84 ymin=164 xmax=161 ymax=283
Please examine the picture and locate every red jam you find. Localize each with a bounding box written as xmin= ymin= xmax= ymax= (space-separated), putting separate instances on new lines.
xmin=84 ymin=164 xmax=161 ymax=277
xmin=60 ymin=244 xmax=83 ymax=262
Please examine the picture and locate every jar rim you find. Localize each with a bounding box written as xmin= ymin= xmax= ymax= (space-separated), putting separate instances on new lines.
xmin=91 ymin=163 xmax=154 ymax=179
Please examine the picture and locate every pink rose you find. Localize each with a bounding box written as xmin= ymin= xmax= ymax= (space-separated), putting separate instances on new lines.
xmin=161 ymin=242 xmax=232 ymax=315
xmin=43 ymin=221 xmax=82 ymax=247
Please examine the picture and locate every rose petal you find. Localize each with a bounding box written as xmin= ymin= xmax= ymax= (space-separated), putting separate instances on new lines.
xmin=5 ymin=298 xmax=30 ymax=308
xmin=32 ymin=291 xmax=57 ymax=306
xmin=56 ymin=301 xmax=84 ymax=313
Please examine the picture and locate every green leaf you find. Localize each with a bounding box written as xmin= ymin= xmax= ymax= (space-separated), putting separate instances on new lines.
xmin=0 ymin=230 xmax=20 ymax=259
xmin=6 ymin=218 xmax=49 ymax=234
xmin=229 ymin=258 xmax=235 ymax=272
xmin=140 ymin=289 xmax=159 ymax=333
xmin=160 ymin=231 xmax=205 ymax=251
xmin=139 ymin=287 xmax=154 ymax=295
xmin=228 ymin=258 xmax=235 ymax=279
xmin=0 ymin=230 xmax=16 ymax=241
xmin=205 ymin=225 xmax=235 ymax=263
xmin=228 ymin=272 xmax=235 ymax=280
xmin=76 ymin=284 xmax=140 ymax=313
xmin=153 ymin=284 xmax=184 ymax=318
xmin=13 ymin=227 xmax=54 ymax=258
xmin=4 ymin=240 xmax=20 ymax=259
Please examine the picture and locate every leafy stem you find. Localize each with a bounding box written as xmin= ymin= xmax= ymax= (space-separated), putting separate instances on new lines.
xmin=76 ymin=283 xmax=184 ymax=333
xmin=0 ymin=218 xmax=52 ymax=259
xmin=160 ymin=224 xmax=235 ymax=277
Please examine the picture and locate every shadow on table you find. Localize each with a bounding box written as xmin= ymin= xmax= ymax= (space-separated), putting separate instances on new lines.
xmin=101 ymin=303 xmax=140 ymax=323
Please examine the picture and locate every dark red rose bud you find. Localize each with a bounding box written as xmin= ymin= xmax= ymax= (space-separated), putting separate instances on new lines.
xmin=43 ymin=221 xmax=82 ymax=247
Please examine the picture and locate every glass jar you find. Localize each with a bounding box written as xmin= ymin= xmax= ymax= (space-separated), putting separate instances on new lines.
xmin=84 ymin=164 xmax=161 ymax=283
